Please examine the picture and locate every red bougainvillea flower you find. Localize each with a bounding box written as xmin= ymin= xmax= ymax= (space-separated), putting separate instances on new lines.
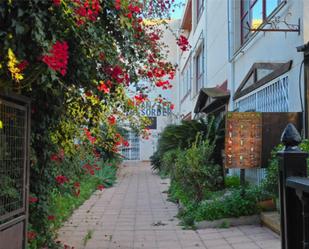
xmin=114 ymin=0 xmax=121 ymax=10
xmin=53 ymin=0 xmax=61 ymax=6
xmin=29 ymin=196 xmax=38 ymax=204
xmin=134 ymin=94 xmax=147 ymax=105
xmin=111 ymin=65 xmax=124 ymax=83
xmin=176 ymin=35 xmax=190 ymax=51
xmin=42 ymin=41 xmax=69 ymax=76
xmin=83 ymin=164 xmax=95 ymax=175
xmin=170 ymin=104 xmax=175 ymax=110
xmin=84 ymin=128 xmax=96 ymax=144
xmin=85 ymin=91 xmax=92 ymax=97
xmin=27 ymin=231 xmax=36 ymax=241
xmin=48 ymin=215 xmax=55 ymax=221
xmin=108 ymin=115 xmax=116 ymax=125
xmin=74 ymin=182 xmax=80 ymax=188
xmin=97 ymin=184 xmax=104 ymax=191
xmin=55 ymin=175 xmax=69 ymax=185
xmin=17 ymin=60 xmax=29 ymax=71
xmin=123 ymin=140 xmax=129 ymax=147
xmin=75 ymin=189 xmax=81 ymax=197
xmin=97 ymin=81 xmax=110 ymax=94
xmin=50 ymin=154 xmax=59 ymax=161
xmin=74 ymin=0 xmax=101 ymax=24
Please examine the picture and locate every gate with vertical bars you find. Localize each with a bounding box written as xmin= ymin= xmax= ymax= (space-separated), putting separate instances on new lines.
xmin=0 ymin=93 xmax=30 ymax=249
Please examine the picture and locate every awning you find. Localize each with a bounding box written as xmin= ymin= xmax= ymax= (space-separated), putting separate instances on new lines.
xmin=194 ymin=86 xmax=230 ymax=114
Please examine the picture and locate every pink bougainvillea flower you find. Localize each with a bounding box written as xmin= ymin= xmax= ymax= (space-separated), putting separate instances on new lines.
xmin=42 ymin=41 xmax=69 ymax=76
xmin=97 ymin=184 xmax=104 ymax=191
xmin=55 ymin=175 xmax=69 ymax=185
xmin=108 ymin=115 xmax=116 ymax=125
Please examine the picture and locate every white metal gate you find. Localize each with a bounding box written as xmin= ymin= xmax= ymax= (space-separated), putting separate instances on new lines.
xmin=120 ymin=132 xmax=140 ymax=160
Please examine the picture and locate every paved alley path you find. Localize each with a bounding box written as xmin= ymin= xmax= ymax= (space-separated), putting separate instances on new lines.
xmin=58 ymin=162 xmax=280 ymax=249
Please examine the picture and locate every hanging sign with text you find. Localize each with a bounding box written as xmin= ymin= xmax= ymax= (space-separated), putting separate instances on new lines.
xmin=140 ymin=102 xmax=172 ymax=117
xmin=225 ymin=112 xmax=262 ymax=169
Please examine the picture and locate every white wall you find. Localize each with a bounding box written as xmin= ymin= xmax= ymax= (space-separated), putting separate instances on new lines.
xmin=177 ymin=0 xmax=229 ymax=119
xmin=140 ymin=19 xmax=180 ymax=161
xmin=229 ymin=0 xmax=304 ymax=112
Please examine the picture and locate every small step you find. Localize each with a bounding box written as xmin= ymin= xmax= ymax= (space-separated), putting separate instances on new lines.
xmin=261 ymin=211 xmax=280 ymax=235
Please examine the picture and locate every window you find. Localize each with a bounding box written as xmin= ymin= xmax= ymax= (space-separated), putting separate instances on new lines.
xmin=241 ymin=0 xmax=283 ymax=43
xmin=181 ymin=58 xmax=191 ymax=101
xmin=235 ymin=75 xmax=289 ymax=112
xmin=195 ymin=48 xmax=204 ymax=94
xmin=197 ymin=0 xmax=204 ymax=22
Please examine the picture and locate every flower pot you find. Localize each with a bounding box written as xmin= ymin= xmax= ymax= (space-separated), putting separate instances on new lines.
xmin=258 ymin=199 xmax=276 ymax=211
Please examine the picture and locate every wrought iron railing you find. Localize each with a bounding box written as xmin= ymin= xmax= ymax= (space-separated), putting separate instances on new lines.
xmin=278 ymin=123 xmax=309 ymax=249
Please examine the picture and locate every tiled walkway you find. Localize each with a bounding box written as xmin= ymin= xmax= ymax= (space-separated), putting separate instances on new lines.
xmin=58 ymin=162 xmax=280 ymax=249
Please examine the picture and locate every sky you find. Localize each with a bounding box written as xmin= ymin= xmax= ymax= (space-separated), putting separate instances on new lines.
xmin=170 ymin=0 xmax=185 ymax=20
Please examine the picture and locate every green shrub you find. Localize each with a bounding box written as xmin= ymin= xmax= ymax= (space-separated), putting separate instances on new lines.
xmin=174 ymin=139 xmax=223 ymax=202
xmin=151 ymin=115 xmax=224 ymax=172
xmin=179 ymin=186 xmax=262 ymax=225
xmin=224 ymin=176 xmax=241 ymax=188
xmin=161 ymin=148 xmax=181 ymax=178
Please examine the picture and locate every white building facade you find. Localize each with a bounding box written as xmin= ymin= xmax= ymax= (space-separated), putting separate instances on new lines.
xmin=176 ymin=0 xmax=309 ymax=183
xmin=121 ymin=20 xmax=179 ymax=161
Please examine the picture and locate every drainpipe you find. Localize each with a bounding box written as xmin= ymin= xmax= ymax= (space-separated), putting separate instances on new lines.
xmin=297 ymin=42 xmax=309 ymax=138
xmin=204 ymin=0 xmax=208 ymax=88
xmin=227 ymin=0 xmax=236 ymax=110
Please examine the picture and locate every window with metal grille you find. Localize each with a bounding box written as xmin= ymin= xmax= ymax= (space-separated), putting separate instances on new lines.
xmin=235 ymin=74 xmax=289 ymax=112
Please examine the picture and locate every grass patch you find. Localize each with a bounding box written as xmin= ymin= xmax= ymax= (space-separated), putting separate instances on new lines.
xmin=83 ymin=229 xmax=94 ymax=246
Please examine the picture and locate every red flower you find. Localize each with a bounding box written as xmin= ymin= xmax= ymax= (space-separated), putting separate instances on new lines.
xmin=84 ymin=128 xmax=96 ymax=144
xmin=17 ymin=60 xmax=29 ymax=71
xmin=97 ymin=81 xmax=110 ymax=94
xmin=75 ymin=189 xmax=81 ymax=197
xmin=74 ymin=182 xmax=80 ymax=188
xmin=108 ymin=115 xmax=116 ymax=125
xmin=114 ymin=0 xmax=121 ymax=10
xmin=97 ymin=184 xmax=104 ymax=191
xmin=177 ymin=35 xmax=190 ymax=51
xmin=29 ymin=196 xmax=38 ymax=204
xmin=53 ymin=0 xmax=61 ymax=6
xmin=123 ymin=140 xmax=129 ymax=147
xmin=42 ymin=41 xmax=69 ymax=76
xmin=27 ymin=231 xmax=36 ymax=241
xmin=50 ymin=154 xmax=59 ymax=161
xmin=170 ymin=104 xmax=175 ymax=110
xmin=48 ymin=215 xmax=55 ymax=221
xmin=85 ymin=91 xmax=92 ymax=97
xmin=55 ymin=175 xmax=69 ymax=185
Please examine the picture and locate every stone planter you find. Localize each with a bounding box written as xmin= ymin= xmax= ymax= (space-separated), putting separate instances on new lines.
xmin=195 ymin=215 xmax=260 ymax=229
